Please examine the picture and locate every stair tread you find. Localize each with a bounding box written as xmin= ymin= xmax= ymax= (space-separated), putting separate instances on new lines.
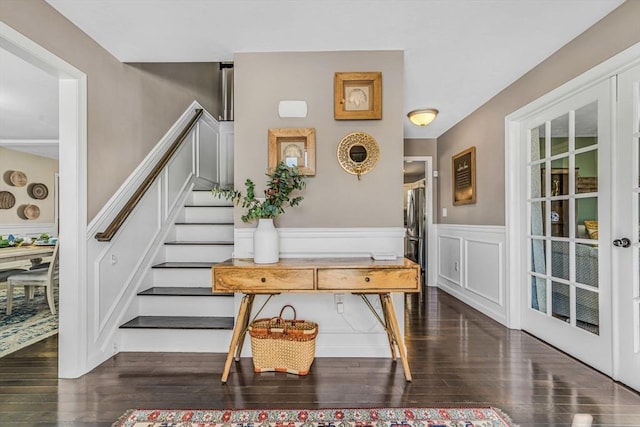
xmin=192 ymin=185 xmax=215 ymax=192
xmin=185 ymin=204 xmax=233 ymax=208
xmin=192 ymin=177 xmax=216 ymax=191
xmin=120 ymin=315 xmax=234 ymax=330
xmin=165 ymin=241 xmax=233 ymax=246
xmin=152 ymin=261 xmax=220 ymax=269
xmin=138 ymin=287 xmax=233 ymax=297
xmin=174 ymin=221 xmax=234 ymax=225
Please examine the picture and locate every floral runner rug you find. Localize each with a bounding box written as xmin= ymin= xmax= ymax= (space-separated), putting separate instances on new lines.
xmin=114 ymin=407 xmax=517 ymax=427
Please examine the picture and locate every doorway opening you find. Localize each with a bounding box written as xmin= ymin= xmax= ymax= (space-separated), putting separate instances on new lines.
xmin=403 ymin=156 xmax=434 ymax=301
xmin=0 ymin=22 xmax=88 ymax=378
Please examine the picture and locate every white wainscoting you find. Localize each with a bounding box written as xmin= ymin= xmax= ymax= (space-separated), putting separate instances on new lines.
xmin=84 ymin=103 xmax=224 ymax=369
xmin=233 ymin=227 xmax=409 ymax=357
xmin=436 ymin=224 xmax=507 ymax=326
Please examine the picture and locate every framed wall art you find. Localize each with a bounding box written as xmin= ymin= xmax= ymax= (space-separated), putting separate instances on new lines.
xmin=268 ymin=127 xmax=316 ymax=176
xmin=334 ymin=72 xmax=382 ymax=120
xmin=452 ymin=146 xmax=476 ymax=205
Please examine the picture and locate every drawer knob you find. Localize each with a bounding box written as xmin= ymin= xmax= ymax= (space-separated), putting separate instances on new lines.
xmin=261 ymin=277 xmax=266 ymax=283
xmin=364 ymin=276 xmax=370 ymax=282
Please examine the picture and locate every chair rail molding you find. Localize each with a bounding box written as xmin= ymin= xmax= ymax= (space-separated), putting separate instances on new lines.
xmin=234 ymin=226 xmax=405 ymax=259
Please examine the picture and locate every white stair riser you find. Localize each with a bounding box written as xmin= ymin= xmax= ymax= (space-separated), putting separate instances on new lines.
xmin=152 ymin=268 xmax=213 ymax=287
xmin=184 ymin=206 xmax=233 ymax=222
xmin=175 ymin=224 xmax=234 ymax=241
xmin=190 ymin=191 xmax=233 ymax=206
xmin=165 ymin=245 xmax=233 ymax=262
xmin=138 ymin=295 xmax=234 ymax=317
xmin=119 ymin=329 xmax=234 ymax=353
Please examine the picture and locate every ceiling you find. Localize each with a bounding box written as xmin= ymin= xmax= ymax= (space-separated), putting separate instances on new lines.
xmin=0 ymin=0 xmax=624 ymax=148
xmin=0 ymin=48 xmax=59 ymax=158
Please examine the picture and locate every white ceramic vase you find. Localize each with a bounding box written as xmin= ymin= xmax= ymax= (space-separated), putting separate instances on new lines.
xmin=253 ymin=218 xmax=279 ymax=264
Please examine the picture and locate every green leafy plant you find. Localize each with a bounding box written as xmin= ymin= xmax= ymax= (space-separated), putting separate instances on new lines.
xmin=212 ymin=161 xmax=306 ymax=223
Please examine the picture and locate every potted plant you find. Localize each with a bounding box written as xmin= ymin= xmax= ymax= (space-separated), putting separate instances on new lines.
xmin=212 ymin=161 xmax=306 ymax=263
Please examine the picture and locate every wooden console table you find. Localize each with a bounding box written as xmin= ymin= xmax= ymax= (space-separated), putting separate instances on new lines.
xmin=211 ymin=257 xmax=420 ymax=383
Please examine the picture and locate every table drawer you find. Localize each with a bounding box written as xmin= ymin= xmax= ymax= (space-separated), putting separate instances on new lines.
xmin=213 ymin=268 xmax=314 ymax=292
xmin=317 ymin=268 xmax=419 ymax=292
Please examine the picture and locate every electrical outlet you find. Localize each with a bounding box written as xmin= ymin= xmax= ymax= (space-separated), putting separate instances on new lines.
xmin=335 ymin=293 xmax=345 ymax=314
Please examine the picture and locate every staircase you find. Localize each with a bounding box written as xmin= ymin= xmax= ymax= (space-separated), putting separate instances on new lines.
xmin=118 ymin=184 xmax=236 ymax=352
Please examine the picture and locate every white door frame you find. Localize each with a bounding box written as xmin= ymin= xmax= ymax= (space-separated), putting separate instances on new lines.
xmin=0 ymin=22 xmax=88 ymax=378
xmin=505 ymin=43 xmax=640 ymax=370
xmin=404 ymin=156 xmax=435 ymax=288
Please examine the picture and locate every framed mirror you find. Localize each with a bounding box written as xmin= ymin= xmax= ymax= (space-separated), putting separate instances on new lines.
xmin=337 ymin=132 xmax=380 ymax=180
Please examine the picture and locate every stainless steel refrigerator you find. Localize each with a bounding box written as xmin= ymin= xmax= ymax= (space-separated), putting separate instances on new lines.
xmin=405 ymin=186 xmax=425 ymax=275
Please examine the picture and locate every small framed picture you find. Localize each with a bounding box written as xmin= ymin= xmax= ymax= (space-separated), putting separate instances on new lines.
xmin=268 ymin=128 xmax=316 ymax=176
xmin=452 ymin=146 xmax=476 ymax=205
xmin=334 ymin=72 xmax=382 ymax=120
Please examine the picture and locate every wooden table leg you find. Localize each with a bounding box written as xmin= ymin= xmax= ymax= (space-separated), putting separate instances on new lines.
xmin=221 ymin=294 xmax=252 ymax=383
xmin=234 ymin=294 xmax=255 ymax=361
xmin=379 ymin=294 xmax=397 ymax=360
xmin=381 ymin=293 xmax=412 ymax=381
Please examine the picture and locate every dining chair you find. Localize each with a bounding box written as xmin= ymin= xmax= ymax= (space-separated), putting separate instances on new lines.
xmin=5 ymin=242 xmax=59 ymax=315
xmin=0 ymin=268 xmax=27 ymax=282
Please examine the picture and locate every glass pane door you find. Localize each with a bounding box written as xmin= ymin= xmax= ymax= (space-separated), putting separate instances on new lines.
xmin=529 ymin=102 xmax=600 ymax=332
xmin=523 ymin=79 xmax=612 ymax=375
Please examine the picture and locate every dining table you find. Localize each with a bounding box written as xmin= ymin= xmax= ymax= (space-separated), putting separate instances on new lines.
xmin=0 ymin=244 xmax=55 ymax=266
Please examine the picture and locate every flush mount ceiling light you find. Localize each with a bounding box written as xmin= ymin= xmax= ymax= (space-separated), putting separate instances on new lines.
xmin=407 ymin=108 xmax=439 ymax=126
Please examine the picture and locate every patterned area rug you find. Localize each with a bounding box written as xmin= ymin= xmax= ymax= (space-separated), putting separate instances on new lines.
xmin=0 ymin=285 xmax=58 ymax=358
xmin=114 ymin=407 xmax=517 ymax=427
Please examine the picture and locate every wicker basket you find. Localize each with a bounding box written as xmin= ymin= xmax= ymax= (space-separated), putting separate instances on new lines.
xmin=248 ymin=305 xmax=318 ymax=375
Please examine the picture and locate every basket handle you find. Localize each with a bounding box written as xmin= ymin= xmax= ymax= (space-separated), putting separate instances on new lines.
xmin=265 ymin=305 xmax=297 ymax=332
xmin=278 ymin=304 xmax=297 ymax=321
xmin=267 ymin=316 xmax=288 ymax=333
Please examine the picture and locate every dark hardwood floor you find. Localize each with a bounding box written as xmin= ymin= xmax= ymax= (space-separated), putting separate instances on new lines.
xmin=1 ymin=288 xmax=639 ymax=426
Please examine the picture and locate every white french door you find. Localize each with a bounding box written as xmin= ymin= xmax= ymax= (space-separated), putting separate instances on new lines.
xmin=614 ymin=64 xmax=640 ymax=390
xmin=522 ymin=79 xmax=613 ymax=375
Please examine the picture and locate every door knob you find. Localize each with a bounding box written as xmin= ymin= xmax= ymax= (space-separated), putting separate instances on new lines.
xmin=613 ymin=237 xmax=631 ymax=248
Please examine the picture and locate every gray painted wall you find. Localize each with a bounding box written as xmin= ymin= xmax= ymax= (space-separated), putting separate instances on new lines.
xmin=404 ymin=138 xmax=437 ymax=159
xmin=436 ymin=0 xmax=640 ymax=225
xmin=0 ymin=0 xmax=220 ymax=221
xmin=234 ymin=50 xmax=404 ymax=228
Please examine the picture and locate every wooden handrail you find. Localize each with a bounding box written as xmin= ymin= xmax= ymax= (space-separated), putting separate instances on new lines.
xmin=95 ymin=109 xmax=204 ymax=242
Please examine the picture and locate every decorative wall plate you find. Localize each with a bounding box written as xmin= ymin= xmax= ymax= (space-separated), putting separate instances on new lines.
xmin=0 ymin=191 xmax=15 ymax=209
xmin=337 ymin=131 xmax=380 ymax=180
xmin=17 ymin=204 xmax=40 ymax=220
xmin=9 ymin=170 xmax=27 ymax=187
xmin=28 ymin=183 xmax=49 ymax=200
